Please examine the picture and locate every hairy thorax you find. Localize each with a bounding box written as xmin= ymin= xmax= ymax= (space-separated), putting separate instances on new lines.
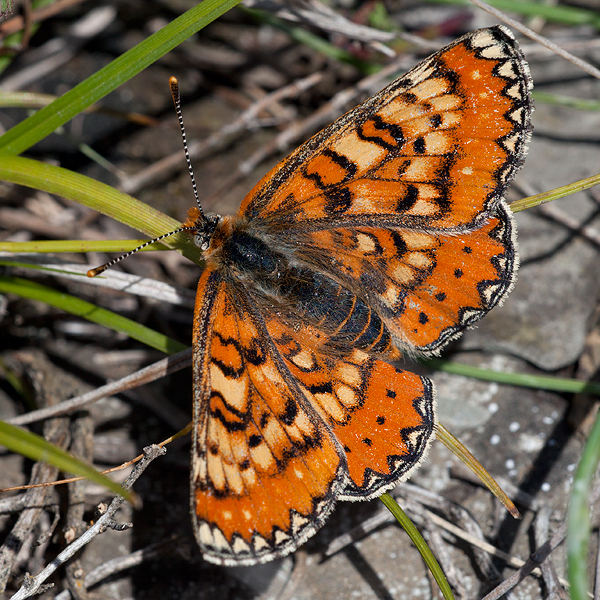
xmin=202 ymin=215 xmax=396 ymax=357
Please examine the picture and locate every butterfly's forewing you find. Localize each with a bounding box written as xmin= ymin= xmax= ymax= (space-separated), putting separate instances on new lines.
xmin=240 ymin=26 xmax=531 ymax=232
xmin=190 ymin=269 xmax=343 ymax=565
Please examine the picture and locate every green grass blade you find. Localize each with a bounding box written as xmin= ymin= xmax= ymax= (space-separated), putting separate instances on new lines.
xmin=0 ymin=276 xmax=187 ymax=354
xmin=379 ymin=493 xmax=455 ymax=600
xmin=436 ymin=424 xmax=520 ymax=518
xmin=533 ymin=91 xmax=600 ymax=112
xmin=0 ymin=357 xmax=30 ymax=405
xmin=428 ymin=0 xmax=600 ymax=27
xmin=0 ymin=90 xmax=60 ymax=109
xmin=511 ymin=173 xmax=600 ymax=213
xmin=426 ymin=358 xmax=600 ymax=396
xmin=0 ymin=240 xmax=161 ymax=253
xmin=0 ymin=420 xmax=136 ymax=504
xmin=567 ymin=411 xmax=600 ymax=599
xmin=0 ymin=259 xmax=90 ymax=277
xmin=0 ymin=155 xmax=203 ymax=265
xmin=0 ymin=0 xmax=242 ymax=155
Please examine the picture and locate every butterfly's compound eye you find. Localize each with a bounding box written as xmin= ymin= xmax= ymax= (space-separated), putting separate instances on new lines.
xmin=194 ymin=233 xmax=211 ymax=251
xmin=192 ymin=213 xmax=220 ymax=251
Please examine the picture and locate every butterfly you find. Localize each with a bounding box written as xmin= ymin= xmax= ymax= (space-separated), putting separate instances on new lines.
xmin=94 ymin=25 xmax=532 ymax=566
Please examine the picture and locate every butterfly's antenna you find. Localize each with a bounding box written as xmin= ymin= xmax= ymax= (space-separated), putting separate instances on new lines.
xmin=169 ymin=76 xmax=207 ymax=223
xmin=87 ymin=78 xmax=208 ymax=278
xmin=86 ymin=225 xmax=195 ymax=277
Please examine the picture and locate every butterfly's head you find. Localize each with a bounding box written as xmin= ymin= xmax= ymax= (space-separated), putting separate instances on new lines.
xmin=183 ymin=207 xmax=221 ymax=252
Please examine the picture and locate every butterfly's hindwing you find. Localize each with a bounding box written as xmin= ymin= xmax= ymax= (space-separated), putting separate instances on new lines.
xmin=267 ymin=319 xmax=436 ymax=499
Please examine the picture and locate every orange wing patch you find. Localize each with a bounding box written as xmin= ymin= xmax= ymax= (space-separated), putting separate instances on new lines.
xmin=190 ymin=270 xmax=343 ymax=565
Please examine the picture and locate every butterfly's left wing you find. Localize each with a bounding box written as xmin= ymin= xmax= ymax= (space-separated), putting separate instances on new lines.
xmin=190 ymin=267 xmax=343 ymax=566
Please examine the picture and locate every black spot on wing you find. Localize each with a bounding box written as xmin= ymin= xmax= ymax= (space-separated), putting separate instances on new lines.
xmin=307 ymin=381 xmax=334 ymax=395
xmin=430 ymin=113 xmax=443 ymax=128
xmin=281 ymin=397 xmax=298 ymax=426
xmin=396 ymin=184 xmax=419 ymax=213
xmin=357 ymin=115 xmax=406 ymax=151
xmin=245 ymin=338 xmax=267 ymax=366
xmin=248 ymin=434 xmax=262 ymax=448
xmin=324 ymin=186 xmax=353 ymax=215
xmin=413 ymin=137 xmax=426 ymax=154
xmin=391 ymin=231 xmax=408 ymax=257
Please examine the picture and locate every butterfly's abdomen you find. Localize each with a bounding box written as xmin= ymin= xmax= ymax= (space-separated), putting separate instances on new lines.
xmin=284 ymin=269 xmax=396 ymax=356
xmin=221 ymin=230 xmax=395 ymax=356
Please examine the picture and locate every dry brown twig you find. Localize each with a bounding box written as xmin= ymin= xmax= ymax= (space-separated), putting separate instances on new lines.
xmin=0 ymin=6 xmax=117 ymax=91
xmin=323 ymin=474 xmax=589 ymax=598
xmin=534 ymin=506 xmax=569 ymax=600
xmin=243 ymin=0 xmax=394 ymax=46
xmin=0 ymin=0 xmax=87 ymax=39
xmin=7 ymin=348 xmax=192 ymax=427
xmin=52 ymin=536 xmax=182 ymax=600
xmin=119 ymin=71 xmax=324 ymax=195
xmin=64 ymin=413 xmax=94 ymax=600
xmin=10 ymin=444 xmax=167 ymax=600
xmin=0 ymin=354 xmax=71 ymax=594
xmin=3 ymin=256 xmax=196 ymax=308
xmin=482 ymin=480 xmax=600 ymax=600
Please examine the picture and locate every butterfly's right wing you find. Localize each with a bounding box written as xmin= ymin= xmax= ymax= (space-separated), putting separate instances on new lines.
xmin=234 ymin=26 xmax=531 ymax=356
xmin=239 ymin=26 xmax=532 ymax=233
xmin=288 ymin=211 xmax=517 ymax=355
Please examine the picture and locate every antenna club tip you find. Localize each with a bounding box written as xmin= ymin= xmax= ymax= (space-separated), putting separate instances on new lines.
xmin=87 ymin=267 xmax=105 ymax=278
xmin=169 ymin=76 xmax=178 ymax=85
xmin=509 ymin=506 xmax=522 ymax=520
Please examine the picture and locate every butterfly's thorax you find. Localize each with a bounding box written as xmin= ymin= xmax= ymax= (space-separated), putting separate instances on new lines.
xmin=212 ymin=224 xmax=396 ymax=356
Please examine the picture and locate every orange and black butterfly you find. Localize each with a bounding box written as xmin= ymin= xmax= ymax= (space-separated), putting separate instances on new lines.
xmin=93 ymin=25 xmax=532 ymax=565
